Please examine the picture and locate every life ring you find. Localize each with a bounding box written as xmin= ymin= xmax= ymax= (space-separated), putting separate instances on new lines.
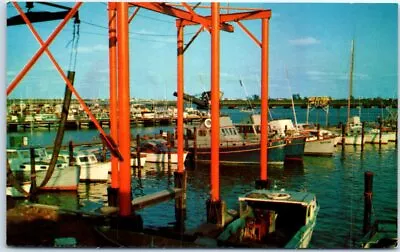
xmin=204 ymin=118 xmax=212 ymax=128
xmin=266 ymin=192 xmax=291 ymax=200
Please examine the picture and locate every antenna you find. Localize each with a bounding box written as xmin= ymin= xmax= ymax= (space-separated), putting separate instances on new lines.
xmin=284 ymin=65 xmax=298 ymax=128
xmin=239 ymin=75 xmax=255 ymax=114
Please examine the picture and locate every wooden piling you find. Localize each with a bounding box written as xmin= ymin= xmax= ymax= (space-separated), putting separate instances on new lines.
xmin=379 ymin=120 xmax=382 ymax=146
xmin=136 ymin=134 xmax=141 ymax=168
xmin=361 ymin=122 xmax=365 ymax=152
xmin=167 ymin=132 xmax=171 ymax=167
xmin=29 ymin=147 xmax=37 ymax=196
xmin=193 ymin=127 xmax=197 ymax=168
xmin=341 ymin=123 xmax=345 ymax=150
xmin=184 ymin=129 xmax=189 ymax=151
xmin=68 ymin=141 xmax=74 ymax=166
xmin=363 ymin=171 xmax=373 ymax=234
xmin=317 ymin=124 xmax=320 ymax=140
xmin=174 ymin=171 xmax=187 ymax=231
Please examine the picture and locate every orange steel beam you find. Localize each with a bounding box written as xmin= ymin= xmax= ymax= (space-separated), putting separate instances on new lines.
xmin=236 ymin=21 xmax=261 ymax=48
xmin=166 ymin=3 xmax=264 ymax=12
xmin=128 ymin=6 xmax=140 ymax=23
xmin=108 ymin=2 xmax=119 ymax=189
xmin=180 ymin=10 xmax=271 ymax=26
xmin=117 ymin=2 xmax=132 ymax=216
xmin=180 ymin=2 xmax=210 ymax=32
xmin=210 ymin=2 xmax=220 ymax=202
xmin=260 ymin=18 xmax=269 ymax=181
xmin=177 ymin=22 xmax=184 ymax=173
xmin=10 ymin=2 xmax=119 ymax=156
xmin=7 ymin=2 xmax=82 ymax=96
xmin=183 ymin=25 xmax=204 ymax=53
xmin=130 ymin=2 xmax=233 ymax=32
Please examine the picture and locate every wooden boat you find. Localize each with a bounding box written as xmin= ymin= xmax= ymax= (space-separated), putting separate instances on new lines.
xmin=140 ymin=139 xmax=188 ymax=164
xmin=187 ymin=116 xmax=286 ymax=165
xmin=359 ymin=220 xmax=397 ymax=248
xmin=217 ymin=189 xmax=319 ymax=248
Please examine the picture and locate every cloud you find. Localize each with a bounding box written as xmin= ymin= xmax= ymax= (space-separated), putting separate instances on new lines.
xmin=77 ymin=44 xmax=108 ymax=53
xmin=289 ymin=37 xmax=320 ymax=46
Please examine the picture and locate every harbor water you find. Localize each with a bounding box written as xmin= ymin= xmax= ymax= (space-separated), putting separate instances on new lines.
xmin=6 ymin=107 xmax=398 ymax=248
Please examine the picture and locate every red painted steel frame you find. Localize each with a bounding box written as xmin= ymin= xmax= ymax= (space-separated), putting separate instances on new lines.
xmin=177 ymin=22 xmax=185 ymax=173
xmin=117 ymin=2 xmax=132 ymax=216
xmin=260 ymin=18 xmax=269 ymax=181
xmin=180 ymin=10 xmax=271 ymax=26
xmin=7 ymin=2 xmax=82 ymax=95
xmin=210 ymin=2 xmax=220 ymax=202
xmin=108 ymin=2 xmax=119 ymax=189
xmin=10 ymin=2 xmax=113 ymax=143
xmin=128 ymin=7 xmax=140 ymax=23
xmin=236 ymin=21 xmax=261 ymax=48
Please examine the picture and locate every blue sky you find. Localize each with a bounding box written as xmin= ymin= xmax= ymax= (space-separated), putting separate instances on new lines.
xmin=5 ymin=2 xmax=398 ymax=100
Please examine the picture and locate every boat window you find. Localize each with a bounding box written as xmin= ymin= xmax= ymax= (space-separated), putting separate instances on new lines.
xmin=232 ymin=129 xmax=237 ymax=135
xmin=7 ymin=152 xmax=18 ymax=159
xmin=228 ymin=128 xmax=234 ymax=135
xmin=199 ymin=129 xmax=207 ymax=137
xmin=79 ymin=156 xmax=89 ymax=163
xmin=221 ymin=129 xmax=226 ymax=136
xmin=89 ymin=156 xmax=97 ymax=162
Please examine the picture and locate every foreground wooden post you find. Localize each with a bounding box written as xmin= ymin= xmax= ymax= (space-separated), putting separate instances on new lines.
xmin=379 ymin=119 xmax=382 ymax=146
xmin=363 ymin=171 xmax=373 ymax=234
xmin=192 ymin=127 xmax=197 ymax=169
xmin=29 ymin=147 xmax=37 ymax=197
xmin=68 ymin=141 xmax=74 ymax=166
xmin=174 ymin=170 xmax=187 ymax=232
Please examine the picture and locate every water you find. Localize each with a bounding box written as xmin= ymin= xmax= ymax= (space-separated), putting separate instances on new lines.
xmin=6 ymin=108 xmax=398 ymax=248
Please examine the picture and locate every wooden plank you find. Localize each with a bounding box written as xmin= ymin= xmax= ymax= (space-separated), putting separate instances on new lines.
xmin=132 ymin=188 xmax=183 ymax=211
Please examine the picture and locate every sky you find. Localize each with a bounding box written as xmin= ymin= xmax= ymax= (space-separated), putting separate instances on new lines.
xmin=4 ymin=2 xmax=399 ymax=100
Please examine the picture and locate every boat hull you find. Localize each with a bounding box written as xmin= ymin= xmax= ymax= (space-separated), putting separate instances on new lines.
xmin=284 ymin=137 xmax=306 ymax=161
xmin=79 ymin=162 xmax=110 ymax=182
xmin=145 ymin=152 xmax=188 ymax=164
xmin=364 ymin=133 xmax=389 ymax=144
xmin=192 ymin=141 xmax=286 ymax=165
xmin=304 ymin=138 xmax=335 ymax=156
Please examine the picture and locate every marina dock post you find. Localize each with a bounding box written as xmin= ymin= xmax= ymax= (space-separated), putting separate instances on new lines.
xmin=192 ymin=127 xmax=197 ymax=168
xmin=379 ymin=119 xmax=382 ymax=146
xmin=317 ymin=124 xmax=320 ymax=140
xmin=29 ymin=147 xmax=37 ymax=197
xmin=361 ymin=122 xmax=365 ymax=152
xmin=363 ymin=171 xmax=373 ymax=234
xmin=174 ymin=170 xmax=187 ymax=231
xmin=136 ymin=134 xmax=141 ymax=168
xmin=68 ymin=141 xmax=74 ymax=166
xmin=341 ymin=123 xmax=345 ymax=151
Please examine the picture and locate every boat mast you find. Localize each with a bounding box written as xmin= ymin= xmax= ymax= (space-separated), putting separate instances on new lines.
xmin=347 ymin=40 xmax=355 ymax=129
xmin=285 ymin=65 xmax=298 ymax=128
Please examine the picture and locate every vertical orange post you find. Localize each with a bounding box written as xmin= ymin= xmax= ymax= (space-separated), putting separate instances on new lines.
xmin=210 ymin=2 xmax=220 ymax=202
xmin=117 ymin=2 xmax=131 ymax=216
xmin=177 ymin=22 xmax=184 ymax=173
xmin=260 ymin=18 xmax=269 ymax=181
xmin=108 ymin=2 xmax=119 ymax=189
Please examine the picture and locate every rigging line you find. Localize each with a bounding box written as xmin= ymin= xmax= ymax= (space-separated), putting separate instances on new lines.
xmin=72 ymin=22 xmax=80 ymax=72
xmin=67 ymin=23 xmax=76 ymax=71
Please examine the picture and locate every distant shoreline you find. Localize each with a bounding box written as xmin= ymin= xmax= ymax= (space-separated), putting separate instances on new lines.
xmin=6 ymin=97 xmax=398 ymax=108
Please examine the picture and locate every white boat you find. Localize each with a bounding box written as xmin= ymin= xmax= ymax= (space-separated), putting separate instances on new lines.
xmin=296 ymin=124 xmax=337 ymax=156
xmin=130 ymin=151 xmax=147 ymax=167
xmin=59 ymin=151 xmax=110 ymax=182
xmin=217 ymin=189 xmax=319 ymax=248
xmin=364 ymin=129 xmax=390 ymax=144
xmin=7 ymin=165 xmax=80 ymax=197
xmin=140 ymin=139 xmax=188 ymax=164
xmin=7 ymin=147 xmax=53 ymax=172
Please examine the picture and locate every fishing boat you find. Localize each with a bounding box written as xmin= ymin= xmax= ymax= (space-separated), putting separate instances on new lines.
xmin=140 ymin=139 xmax=188 ymax=164
xmin=186 ymin=116 xmax=286 ymax=165
xmin=217 ymin=189 xmax=319 ymax=248
xmin=296 ymin=123 xmax=337 ymax=156
xmin=7 ymin=146 xmax=57 ymax=172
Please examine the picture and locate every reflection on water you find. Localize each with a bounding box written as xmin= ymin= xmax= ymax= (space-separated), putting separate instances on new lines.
xmin=6 ymin=122 xmax=397 ymax=248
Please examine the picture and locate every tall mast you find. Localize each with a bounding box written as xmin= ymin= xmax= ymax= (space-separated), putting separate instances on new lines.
xmin=347 ymin=40 xmax=355 ymax=128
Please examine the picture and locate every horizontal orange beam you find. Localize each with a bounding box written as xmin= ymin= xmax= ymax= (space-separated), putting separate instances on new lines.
xmin=166 ymin=3 xmax=265 ymax=12
xmin=129 ymin=2 xmax=234 ymax=32
xmin=180 ymin=10 xmax=271 ymax=26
